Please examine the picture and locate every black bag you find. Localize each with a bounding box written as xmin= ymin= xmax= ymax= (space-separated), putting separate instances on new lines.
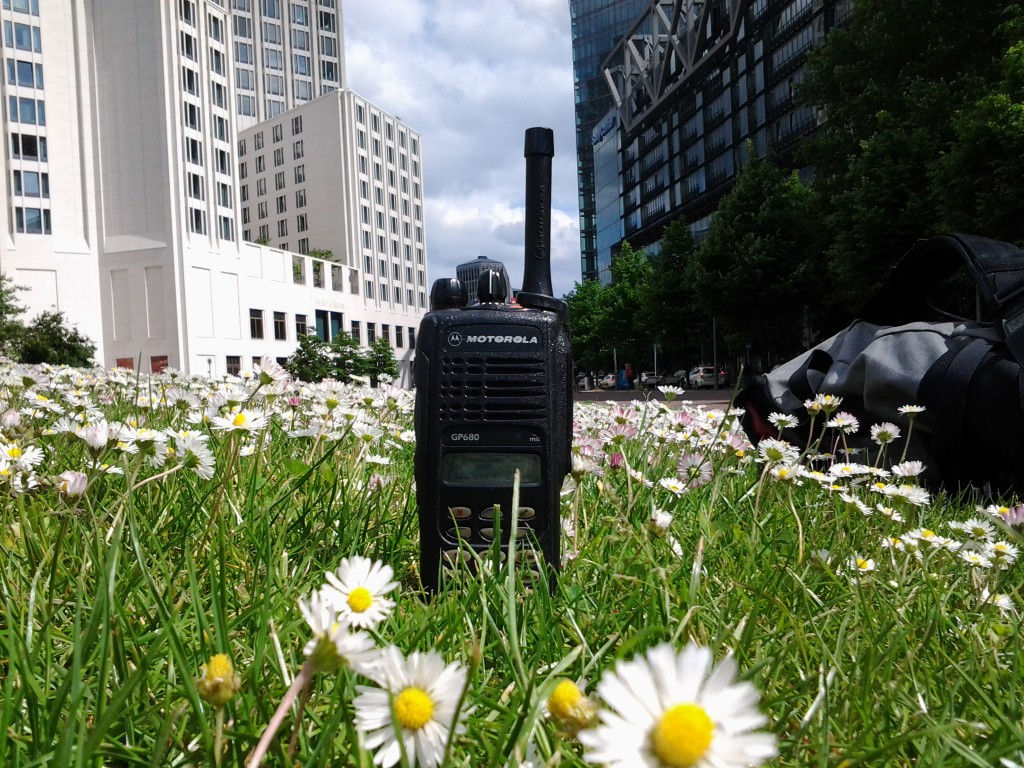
xmin=739 ymin=233 xmax=1024 ymax=495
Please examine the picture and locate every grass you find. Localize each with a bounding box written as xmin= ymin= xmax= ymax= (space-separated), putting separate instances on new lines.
xmin=0 ymin=362 xmax=1021 ymax=767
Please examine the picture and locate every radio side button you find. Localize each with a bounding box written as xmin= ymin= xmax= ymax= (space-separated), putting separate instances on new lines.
xmin=449 ymin=506 xmax=472 ymax=520
xmin=442 ymin=548 xmax=471 ymax=564
xmin=480 ymin=527 xmax=495 ymax=541
xmin=517 ymin=506 xmax=536 ymax=520
xmin=479 ymin=506 xmax=495 ymax=521
xmin=446 ymin=526 xmax=472 ymax=540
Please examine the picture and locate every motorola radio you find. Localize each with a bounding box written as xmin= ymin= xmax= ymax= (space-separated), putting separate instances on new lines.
xmin=413 ymin=127 xmax=573 ymax=591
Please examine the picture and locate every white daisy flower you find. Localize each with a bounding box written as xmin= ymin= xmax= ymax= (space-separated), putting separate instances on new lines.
xmin=210 ymin=408 xmax=269 ymax=432
xmin=57 ymin=470 xmax=89 ymax=498
xmin=848 ymin=555 xmax=876 ymax=573
xmin=354 ymin=645 xmax=470 ymax=768
xmin=891 ymin=460 xmax=925 ymax=478
xmin=298 ymin=588 xmax=379 ymax=676
xmin=579 ymin=642 xmax=777 ymax=768
xmin=322 ymin=556 xmax=399 ymax=629
xmin=869 ymin=422 xmax=901 ymax=445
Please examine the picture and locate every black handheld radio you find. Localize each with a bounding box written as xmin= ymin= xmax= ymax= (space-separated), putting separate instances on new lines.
xmin=413 ymin=127 xmax=573 ymax=591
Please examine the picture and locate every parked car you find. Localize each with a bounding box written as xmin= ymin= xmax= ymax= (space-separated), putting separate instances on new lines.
xmin=644 ymin=369 xmax=687 ymax=389
xmin=688 ymin=366 xmax=730 ymax=389
xmin=597 ymin=373 xmax=616 ymax=389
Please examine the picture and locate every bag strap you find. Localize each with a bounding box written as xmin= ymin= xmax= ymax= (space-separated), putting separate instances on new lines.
xmin=858 ymin=233 xmax=1024 ymax=368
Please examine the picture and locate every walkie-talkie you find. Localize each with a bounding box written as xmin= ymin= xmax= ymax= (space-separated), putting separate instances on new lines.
xmin=413 ymin=127 xmax=572 ymax=592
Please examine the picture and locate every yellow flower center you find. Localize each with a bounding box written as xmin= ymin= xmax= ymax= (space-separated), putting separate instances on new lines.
xmin=650 ymin=703 xmax=715 ymax=768
xmin=394 ymin=687 xmax=434 ymax=730
xmin=547 ymin=679 xmax=581 ymax=723
xmin=8 ymin=446 xmax=22 ymax=458
xmin=347 ymin=587 xmax=372 ymax=613
xmin=856 ymin=558 xmax=871 ymax=570
xmin=232 ymin=413 xmax=247 ymax=427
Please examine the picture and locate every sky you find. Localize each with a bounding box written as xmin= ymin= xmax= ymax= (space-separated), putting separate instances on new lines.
xmin=342 ymin=0 xmax=584 ymax=300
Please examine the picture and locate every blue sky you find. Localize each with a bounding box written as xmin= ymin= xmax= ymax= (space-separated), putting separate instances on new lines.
xmin=343 ymin=0 xmax=583 ymax=298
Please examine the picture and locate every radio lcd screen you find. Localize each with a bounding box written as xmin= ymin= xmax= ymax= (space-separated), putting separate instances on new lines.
xmin=441 ymin=453 xmax=542 ymax=486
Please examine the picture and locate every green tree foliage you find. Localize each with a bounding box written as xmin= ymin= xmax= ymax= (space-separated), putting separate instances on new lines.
xmin=285 ymin=332 xmax=398 ymax=385
xmin=798 ymin=0 xmax=1011 ymax=317
xmin=285 ymin=333 xmax=335 ymax=383
xmin=17 ymin=311 xmax=97 ymax=367
xmin=0 ymin=273 xmax=25 ymax=357
xmin=360 ymin=338 xmax=399 ymax=386
xmin=565 ymin=244 xmax=653 ymax=375
xmin=690 ymin=152 xmax=821 ymax=362
xmin=0 ymin=274 xmax=96 ymax=366
xmin=931 ymin=10 xmax=1024 ymax=243
xmin=639 ymin=219 xmax=705 ymax=369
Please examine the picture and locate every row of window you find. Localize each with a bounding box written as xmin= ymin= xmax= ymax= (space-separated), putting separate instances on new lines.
xmin=247 ymin=307 xmax=417 ymax=350
xmin=5 ymin=57 xmax=42 ymax=88
xmin=363 ymin=256 xmax=426 ymax=286
xmin=3 ymin=19 xmax=40 ymax=52
xmin=7 ymin=95 xmax=44 ymax=125
xmin=354 ymin=104 xmax=419 ymax=155
xmin=2 ymin=0 xmax=39 ymax=15
xmin=363 ymin=281 xmax=425 ymax=308
xmin=14 ymin=205 xmax=49 ymax=234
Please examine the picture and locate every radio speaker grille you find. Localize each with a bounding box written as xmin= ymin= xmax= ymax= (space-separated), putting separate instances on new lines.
xmin=439 ymin=356 xmax=546 ymax=421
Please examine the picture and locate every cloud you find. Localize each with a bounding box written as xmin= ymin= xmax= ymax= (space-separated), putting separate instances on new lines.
xmin=343 ymin=0 xmax=583 ymax=298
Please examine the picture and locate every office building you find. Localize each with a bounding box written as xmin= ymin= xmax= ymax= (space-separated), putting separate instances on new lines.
xmin=0 ymin=0 xmax=426 ymax=382
xmin=229 ymin=0 xmax=345 ymax=129
xmin=591 ymin=0 xmax=851 ymax=276
xmin=569 ymin=0 xmax=649 ymax=282
xmin=456 ymin=256 xmax=511 ymax=304
xmin=238 ymin=91 xmax=427 ymax=374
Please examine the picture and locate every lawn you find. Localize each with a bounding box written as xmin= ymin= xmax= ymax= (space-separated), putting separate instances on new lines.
xmin=0 ymin=360 xmax=1021 ymax=767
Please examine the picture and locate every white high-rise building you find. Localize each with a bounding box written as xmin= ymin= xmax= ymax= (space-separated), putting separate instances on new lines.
xmin=229 ymin=0 xmax=345 ymax=129
xmin=0 ymin=0 xmax=426 ymax=382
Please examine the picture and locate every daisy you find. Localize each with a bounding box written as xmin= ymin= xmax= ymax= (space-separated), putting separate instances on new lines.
xmin=354 ymin=645 xmax=470 ymax=768
xmin=869 ymin=422 xmax=901 ymax=445
xmin=579 ymin=642 xmax=777 ymax=768
xmin=767 ymin=412 xmax=799 ymax=431
xmin=57 ymin=470 xmax=89 ymax=498
xmin=210 ymin=408 xmax=269 ymax=433
xmin=891 ymin=460 xmax=925 ymax=478
xmin=322 ymin=556 xmax=399 ymax=629
xmin=547 ymin=678 xmax=598 ymax=734
xmin=848 ymin=555 xmax=876 ymax=573
xmin=298 ymin=587 xmax=379 ymax=675
xmin=897 ymin=404 xmax=926 ymax=415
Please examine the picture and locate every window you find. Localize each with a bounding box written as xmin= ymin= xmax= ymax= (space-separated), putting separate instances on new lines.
xmin=380 ymin=284 xmax=387 ymax=301
xmin=264 ymin=47 xmax=283 ymax=70
xmin=183 ymin=102 xmax=201 ymax=130
xmin=219 ymin=216 xmax=234 ymax=240
xmin=14 ymin=206 xmax=50 ymax=234
xmin=365 ymin=280 xmax=373 ymax=298
xmin=291 ymin=3 xmax=309 ymax=24
xmin=254 ymin=132 xmax=264 ymax=150
xmin=277 ymin=219 xmax=288 ymax=237
xmin=396 ymin=326 xmax=404 ymax=348
xmin=294 ymin=165 xmax=305 ymax=184
xmin=296 ymin=213 xmax=308 ymax=232
xmin=249 ymin=309 xmax=264 ymax=339
xmin=257 ymin=201 xmax=267 ymax=219
xmin=394 ymin=286 xmax=401 ymax=304
xmin=276 ymin=194 xmax=286 ymax=214
xmin=294 ymin=79 xmax=312 ymax=101
xmin=188 ymin=172 xmax=204 ymax=200
xmin=408 ymin=327 xmax=415 ymax=348
xmin=262 ymin=21 xmax=282 ymax=44
xmin=240 ymin=186 xmax=249 ymax=203
xmin=273 ymin=311 xmax=286 ymax=340
xmin=13 ymin=170 xmax=46 ymax=197
xmin=298 ymin=238 xmax=308 ymax=254
xmin=236 ymin=68 xmax=254 ymax=90
xmin=295 ymin=313 xmax=307 ymax=336
xmin=258 ymin=224 xmax=269 ymax=240
xmin=217 ymin=182 xmax=232 ymax=207
xmin=381 ymin=324 xmax=390 ymax=343
xmin=292 ymin=115 xmax=303 ymax=134
xmin=266 ymin=73 xmax=284 ymax=95
xmin=210 ymin=48 xmax=225 ymax=75
xmin=272 ymin=124 xmax=283 ymax=142
xmin=367 ymin=323 xmax=376 ymax=344
xmin=275 ymin=171 xmax=285 ymax=190
xmin=185 ymin=136 xmax=202 ymax=162
xmin=189 ymin=207 xmax=206 ymax=234
xmin=273 ymin=147 xmax=284 ymax=166
xmin=216 ymin=149 xmax=230 ymax=175
xmin=293 ymin=140 xmax=304 ymax=159
xmin=351 ymin=320 xmax=360 ymax=343
xmin=208 ymin=13 xmax=224 ymax=41
xmin=255 ymin=155 xmax=265 ymax=173
xmin=11 ymin=133 xmax=45 ymax=160
xmin=237 ymin=94 xmax=256 ymax=116
xmin=226 ymin=355 xmax=241 ymax=375
xmin=257 ymin=178 xmax=267 ymax=196
xmin=295 ymin=189 xmax=306 ymax=207
xmin=9 ymin=95 xmax=44 ymax=125
xmin=233 ymin=15 xmax=252 ymax=39
xmin=292 ymin=29 xmax=310 ymax=50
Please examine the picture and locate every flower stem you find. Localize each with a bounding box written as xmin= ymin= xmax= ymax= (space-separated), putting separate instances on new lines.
xmin=214 ymin=707 xmax=225 ymax=768
xmin=246 ymin=659 xmax=315 ymax=767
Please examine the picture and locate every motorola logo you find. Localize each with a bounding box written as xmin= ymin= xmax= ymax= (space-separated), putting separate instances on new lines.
xmin=447 ymin=332 xmax=463 ymax=346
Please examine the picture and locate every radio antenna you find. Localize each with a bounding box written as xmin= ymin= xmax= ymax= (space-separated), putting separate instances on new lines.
xmin=521 ymin=127 xmax=554 ymax=300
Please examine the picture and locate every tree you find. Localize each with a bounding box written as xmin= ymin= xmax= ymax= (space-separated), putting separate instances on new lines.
xmin=330 ymin=332 xmax=365 ymax=382
xmin=359 ymin=338 xmax=398 ymax=386
xmin=596 ymin=243 xmax=653 ymax=371
xmin=690 ymin=152 xmax=822 ymax=366
xmin=565 ymin=277 xmax=608 ymax=373
xmin=285 ymin=333 xmax=335 ymax=383
xmin=798 ymin=0 xmax=1010 ymax=318
xmin=639 ymin=219 xmax=704 ymax=370
xmin=931 ymin=10 xmax=1024 ymax=244
xmin=0 ymin=273 xmax=25 ymax=358
xmin=16 ymin=311 xmax=97 ymax=367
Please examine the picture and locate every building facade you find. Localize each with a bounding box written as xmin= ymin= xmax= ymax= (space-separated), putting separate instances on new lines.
xmin=228 ymin=0 xmax=345 ymax=129
xmin=589 ymin=0 xmax=851 ymax=276
xmin=456 ymin=256 xmax=512 ymax=305
xmin=569 ymin=0 xmax=649 ymax=283
xmin=0 ymin=0 xmax=425 ymax=383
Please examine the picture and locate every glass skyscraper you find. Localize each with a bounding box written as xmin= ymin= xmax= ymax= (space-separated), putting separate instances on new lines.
xmin=569 ymin=0 xmax=648 ymax=282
